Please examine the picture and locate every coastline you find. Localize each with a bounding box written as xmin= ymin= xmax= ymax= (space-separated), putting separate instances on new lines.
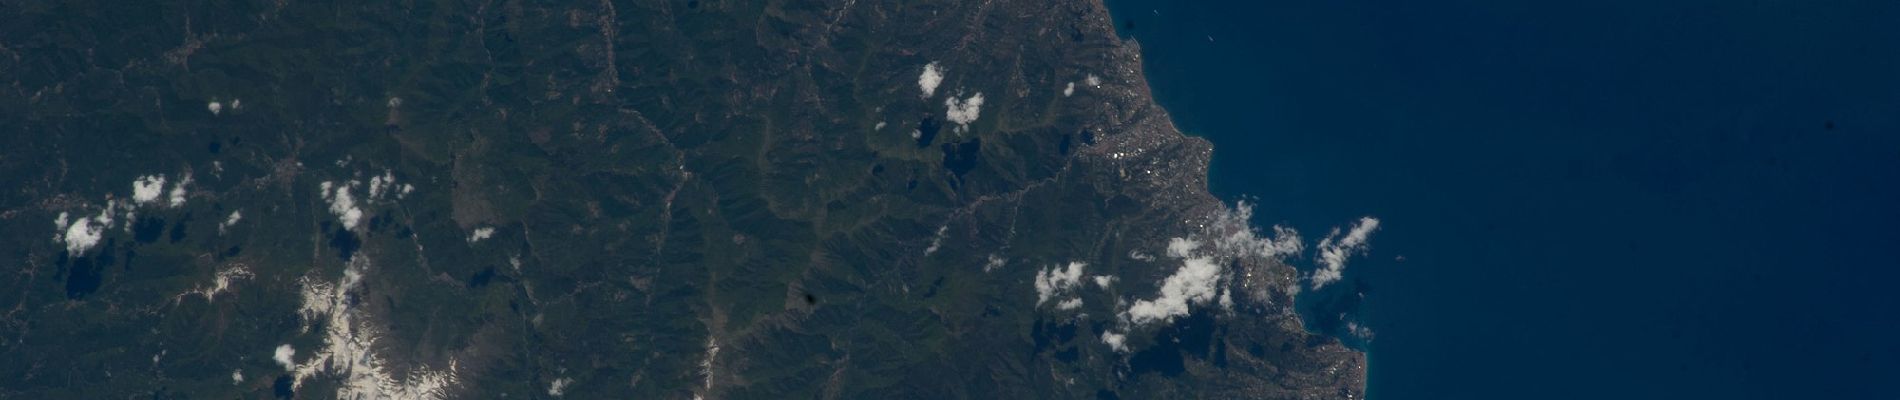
xmin=1086 ymin=0 xmax=1372 ymax=393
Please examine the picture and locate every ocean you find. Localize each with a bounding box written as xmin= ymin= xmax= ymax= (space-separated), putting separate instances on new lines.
xmin=1103 ymin=0 xmax=1900 ymax=398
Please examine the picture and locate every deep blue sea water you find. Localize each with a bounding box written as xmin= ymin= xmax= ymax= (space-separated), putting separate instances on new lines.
xmin=1104 ymin=1 xmax=1900 ymax=398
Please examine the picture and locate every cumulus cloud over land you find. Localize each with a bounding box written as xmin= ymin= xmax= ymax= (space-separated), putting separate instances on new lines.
xmin=1034 ymin=262 xmax=1087 ymax=307
xmin=220 ymin=210 xmax=242 ymax=233
xmin=917 ymin=62 xmax=943 ymax=98
xmin=468 ymin=227 xmax=496 ymax=243
xmin=944 ymin=93 xmax=984 ymax=127
xmin=167 ymin=175 xmax=191 ymax=207
xmin=320 ymin=181 xmax=365 ymax=230
xmin=1100 ymin=331 xmax=1128 ymax=352
xmin=1100 ymin=201 xmax=1375 ymax=354
xmin=1056 ymin=298 xmax=1083 ymax=310
xmin=1122 ymin=256 xmax=1224 ymax=326
xmin=58 ymin=203 xmax=121 ymax=255
xmin=132 ymin=175 xmax=166 ymax=205
xmin=274 ymin=344 xmax=296 ymax=371
xmin=61 ymin=213 xmax=105 ymax=254
xmin=1206 ymin=201 xmax=1303 ymax=259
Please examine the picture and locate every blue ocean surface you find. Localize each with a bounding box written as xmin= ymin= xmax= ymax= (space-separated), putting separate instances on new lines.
xmin=1104 ymin=0 xmax=1900 ymax=398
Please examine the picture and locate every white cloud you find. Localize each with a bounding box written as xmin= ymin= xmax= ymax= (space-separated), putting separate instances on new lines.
xmin=99 ymin=200 xmax=118 ymax=226
xmin=1312 ymin=217 xmax=1380 ymax=290
xmin=367 ymin=170 xmax=401 ymax=200
xmin=1264 ymin=226 xmax=1304 ymax=257
xmin=232 ymin=369 xmax=244 ymax=384
xmin=321 ymin=181 xmax=365 ymax=230
xmin=1092 ymin=275 xmax=1116 ymax=288
xmin=1034 ymin=262 xmax=1087 ymax=307
xmin=1063 ymin=82 xmax=1075 ymax=97
xmin=1122 ymin=256 xmax=1223 ymax=326
xmin=1346 ymin=320 xmax=1375 ymax=341
xmin=983 ymin=254 xmax=1005 ymax=272
xmin=944 ymin=93 xmax=984 ymax=127
xmin=167 ymin=174 xmax=191 ymax=207
xmin=369 ymin=171 xmax=391 ymax=199
xmin=1204 ymin=201 xmax=1304 ymax=259
xmin=1100 ymin=331 xmax=1128 ymax=353
xmin=220 ymin=210 xmax=243 ymax=234
xmin=1085 ymin=74 xmax=1101 ymax=87
xmin=208 ymin=101 xmax=223 ymax=115
xmin=917 ymin=62 xmax=944 ymax=98
xmin=273 ymin=344 xmax=296 ymax=371
xmin=548 ymin=377 xmax=573 ymax=396
xmin=132 ymin=175 xmax=166 ymax=205
xmin=467 ymin=227 xmax=495 ymax=244
xmin=61 ymin=206 xmax=114 ymax=255
xmin=1166 ymin=238 xmax=1199 ymax=258
xmin=1056 ymin=297 xmax=1083 ymax=310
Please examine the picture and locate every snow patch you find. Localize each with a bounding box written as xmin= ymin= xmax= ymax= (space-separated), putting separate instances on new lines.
xmin=289 ymin=256 xmax=460 ymax=399
xmin=175 ymin=264 xmax=253 ymax=304
xmin=699 ymin=337 xmax=720 ymax=390
xmin=923 ymin=225 xmax=948 ymax=256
